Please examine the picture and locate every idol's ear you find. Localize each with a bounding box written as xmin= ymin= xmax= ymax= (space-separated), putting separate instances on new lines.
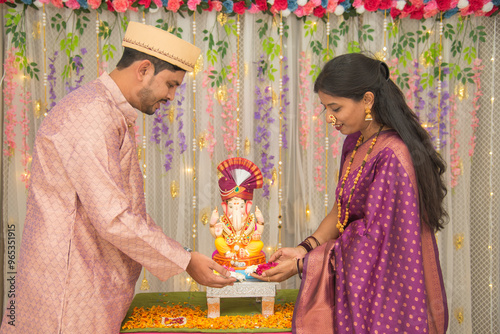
xmin=245 ymin=200 xmax=253 ymax=215
xmin=221 ymin=201 xmax=228 ymax=216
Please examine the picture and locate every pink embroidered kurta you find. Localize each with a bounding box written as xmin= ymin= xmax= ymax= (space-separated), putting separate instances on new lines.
xmin=0 ymin=73 xmax=190 ymax=334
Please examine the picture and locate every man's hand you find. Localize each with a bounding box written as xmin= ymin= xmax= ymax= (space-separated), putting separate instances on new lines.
xmin=186 ymin=252 xmax=236 ymax=288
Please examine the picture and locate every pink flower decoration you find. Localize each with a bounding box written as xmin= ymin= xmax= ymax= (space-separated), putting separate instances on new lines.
xmin=167 ymin=0 xmax=182 ymax=12
xmin=212 ymin=0 xmax=222 ymax=10
xmin=248 ymin=3 xmax=261 ymax=12
xmin=326 ymin=0 xmax=339 ymax=12
xmin=66 ymin=0 xmax=81 ymax=9
xmin=88 ymin=0 xmax=102 ymax=9
xmin=188 ymin=0 xmax=201 ymax=10
xmin=113 ymin=0 xmax=129 ymax=12
xmin=364 ymin=0 xmax=381 ymax=11
xmin=424 ymin=0 xmax=439 ymax=17
xmin=50 ymin=0 xmax=64 ymax=8
xmin=255 ymin=262 xmax=278 ymax=275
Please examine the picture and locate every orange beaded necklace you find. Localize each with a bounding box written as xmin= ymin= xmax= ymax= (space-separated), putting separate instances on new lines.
xmin=336 ymin=125 xmax=384 ymax=233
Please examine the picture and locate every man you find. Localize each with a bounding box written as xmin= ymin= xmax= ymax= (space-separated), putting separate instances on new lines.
xmin=0 ymin=22 xmax=235 ymax=333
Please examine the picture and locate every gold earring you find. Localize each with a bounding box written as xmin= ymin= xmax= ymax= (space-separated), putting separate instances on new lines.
xmin=328 ymin=114 xmax=337 ymax=125
xmin=364 ymin=107 xmax=373 ymax=121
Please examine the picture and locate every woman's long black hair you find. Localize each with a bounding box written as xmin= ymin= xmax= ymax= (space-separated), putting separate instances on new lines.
xmin=314 ymin=53 xmax=448 ymax=231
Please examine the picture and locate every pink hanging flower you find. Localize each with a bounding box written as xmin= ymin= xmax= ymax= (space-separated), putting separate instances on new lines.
xmin=211 ymin=0 xmax=222 ymax=10
xmin=326 ymin=0 xmax=339 ymax=12
xmin=469 ymin=58 xmax=483 ymax=157
xmin=66 ymin=0 xmax=81 ymax=9
xmin=3 ymin=48 xmax=18 ymax=158
xmin=424 ymin=0 xmax=439 ymax=17
xmin=88 ymin=0 xmax=102 ymax=9
xmin=112 ymin=0 xmax=129 ymax=11
xmin=167 ymin=0 xmax=182 ymax=12
xmin=248 ymin=3 xmax=261 ymax=12
xmin=50 ymin=0 xmax=64 ymax=8
xmin=298 ymin=52 xmax=311 ymax=150
xmin=188 ymin=0 xmax=201 ymax=10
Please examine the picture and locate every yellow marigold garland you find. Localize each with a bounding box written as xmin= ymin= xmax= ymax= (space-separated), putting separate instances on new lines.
xmin=122 ymin=302 xmax=294 ymax=330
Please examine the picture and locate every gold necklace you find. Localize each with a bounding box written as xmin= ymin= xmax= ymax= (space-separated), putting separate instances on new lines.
xmin=336 ymin=125 xmax=384 ymax=233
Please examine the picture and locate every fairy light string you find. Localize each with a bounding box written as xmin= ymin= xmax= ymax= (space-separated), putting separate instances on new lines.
xmin=383 ymin=12 xmax=387 ymax=62
xmin=436 ymin=14 xmax=443 ymax=152
xmin=96 ymin=12 xmax=100 ymax=78
xmin=236 ymin=14 xmax=241 ymax=156
xmin=488 ymin=17 xmax=496 ymax=333
xmin=42 ymin=4 xmax=47 ymax=117
xmin=277 ymin=11 xmax=284 ymax=248
xmin=191 ymin=12 xmax=198 ymax=253
xmin=139 ymin=13 xmax=150 ymax=291
xmin=324 ymin=14 xmax=331 ymax=217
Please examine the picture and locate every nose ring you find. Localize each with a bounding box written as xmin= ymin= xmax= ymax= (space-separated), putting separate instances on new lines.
xmin=328 ymin=114 xmax=337 ymax=125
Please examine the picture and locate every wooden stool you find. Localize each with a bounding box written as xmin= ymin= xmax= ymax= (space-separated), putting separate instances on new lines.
xmin=206 ymin=282 xmax=279 ymax=318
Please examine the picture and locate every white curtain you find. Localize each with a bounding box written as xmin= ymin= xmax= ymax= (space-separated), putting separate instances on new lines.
xmin=1 ymin=7 xmax=499 ymax=332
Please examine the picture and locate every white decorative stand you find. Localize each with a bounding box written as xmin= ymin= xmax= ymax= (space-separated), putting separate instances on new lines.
xmin=206 ymin=282 xmax=279 ymax=318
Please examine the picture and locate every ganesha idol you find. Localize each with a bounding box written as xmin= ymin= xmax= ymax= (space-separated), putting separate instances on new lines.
xmin=209 ymin=157 xmax=266 ymax=271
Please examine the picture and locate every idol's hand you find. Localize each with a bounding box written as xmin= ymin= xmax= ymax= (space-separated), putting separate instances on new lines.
xmin=255 ymin=206 xmax=265 ymax=224
xmin=186 ymin=252 xmax=236 ymax=288
xmin=214 ymin=222 xmax=224 ymax=236
xmin=209 ymin=208 xmax=219 ymax=226
xmin=251 ymin=232 xmax=261 ymax=240
xmin=269 ymin=246 xmax=307 ymax=263
xmin=250 ymin=259 xmax=297 ymax=282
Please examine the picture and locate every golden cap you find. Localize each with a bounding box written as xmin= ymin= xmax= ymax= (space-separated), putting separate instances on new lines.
xmin=122 ymin=22 xmax=201 ymax=72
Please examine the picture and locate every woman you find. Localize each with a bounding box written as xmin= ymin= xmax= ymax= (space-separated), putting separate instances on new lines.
xmin=252 ymin=53 xmax=448 ymax=333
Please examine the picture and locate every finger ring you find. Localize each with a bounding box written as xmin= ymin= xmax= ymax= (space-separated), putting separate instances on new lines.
xmin=267 ymin=277 xmax=270 ymax=282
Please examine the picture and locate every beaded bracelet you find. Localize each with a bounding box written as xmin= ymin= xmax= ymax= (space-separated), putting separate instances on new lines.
xmin=296 ymin=258 xmax=302 ymax=279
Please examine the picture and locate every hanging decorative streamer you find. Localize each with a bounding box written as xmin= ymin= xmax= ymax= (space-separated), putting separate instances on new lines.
xmin=469 ymin=59 xmax=483 ymax=157
xmin=19 ymin=87 xmax=32 ymax=188
xmin=202 ymin=66 xmax=216 ymax=158
xmin=139 ymin=14 xmax=150 ymax=292
xmin=3 ymin=48 xmax=18 ymax=158
xmin=448 ymin=93 xmax=460 ymax=188
xmin=298 ymin=52 xmax=311 ymax=150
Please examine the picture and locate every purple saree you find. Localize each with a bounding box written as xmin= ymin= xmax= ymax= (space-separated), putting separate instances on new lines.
xmin=293 ymin=131 xmax=448 ymax=334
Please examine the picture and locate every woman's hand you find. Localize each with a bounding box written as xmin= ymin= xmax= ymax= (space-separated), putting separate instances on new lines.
xmin=269 ymin=246 xmax=307 ymax=263
xmin=250 ymin=258 xmax=298 ymax=282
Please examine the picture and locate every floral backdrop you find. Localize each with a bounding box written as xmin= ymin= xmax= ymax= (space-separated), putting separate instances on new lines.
xmin=1 ymin=2 xmax=499 ymax=333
